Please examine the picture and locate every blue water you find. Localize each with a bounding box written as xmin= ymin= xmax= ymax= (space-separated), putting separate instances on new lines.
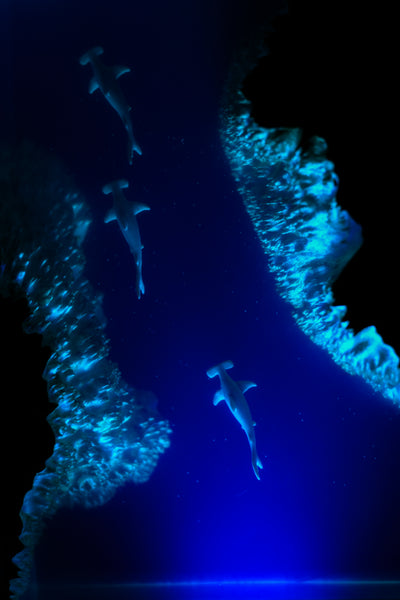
xmin=2 ymin=0 xmax=400 ymax=599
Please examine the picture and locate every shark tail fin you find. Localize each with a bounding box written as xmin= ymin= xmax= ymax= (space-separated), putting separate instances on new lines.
xmin=136 ymin=274 xmax=145 ymax=299
xmin=251 ymin=445 xmax=263 ymax=481
xmin=206 ymin=360 xmax=234 ymax=379
xmin=127 ymin=138 xmax=142 ymax=165
xmin=79 ymin=46 xmax=104 ymax=65
xmin=102 ymin=179 xmax=129 ymax=195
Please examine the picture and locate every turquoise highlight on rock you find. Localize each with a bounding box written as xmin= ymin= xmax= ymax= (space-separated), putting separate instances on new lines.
xmin=0 ymin=142 xmax=171 ymax=599
xmin=220 ymin=50 xmax=400 ymax=403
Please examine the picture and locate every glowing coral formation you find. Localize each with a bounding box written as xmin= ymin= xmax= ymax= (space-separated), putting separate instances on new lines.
xmin=0 ymin=142 xmax=171 ymax=599
xmin=220 ymin=51 xmax=400 ymax=403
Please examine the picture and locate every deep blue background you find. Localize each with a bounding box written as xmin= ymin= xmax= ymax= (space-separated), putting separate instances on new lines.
xmin=2 ymin=0 xmax=400 ymax=595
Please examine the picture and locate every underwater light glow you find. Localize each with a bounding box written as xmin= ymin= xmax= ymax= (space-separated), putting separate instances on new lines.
xmin=220 ymin=45 xmax=400 ymax=404
xmin=0 ymin=142 xmax=171 ymax=599
xmin=37 ymin=578 xmax=400 ymax=600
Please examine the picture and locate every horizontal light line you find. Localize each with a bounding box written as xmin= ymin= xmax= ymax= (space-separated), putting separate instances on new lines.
xmin=41 ymin=579 xmax=400 ymax=590
xmin=115 ymin=579 xmax=400 ymax=587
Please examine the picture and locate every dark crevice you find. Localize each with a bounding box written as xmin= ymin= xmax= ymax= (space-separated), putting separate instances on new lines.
xmin=241 ymin=0 xmax=399 ymax=351
xmin=1 ymin=295 xmax=54 ymax=587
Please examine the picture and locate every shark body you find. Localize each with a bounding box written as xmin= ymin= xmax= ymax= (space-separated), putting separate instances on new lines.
xmin=207 ymin=360 xmax=263 ymax=480
xmin=80 ymin=46 xmax=142 ymax=164
xmin=102 ymin=179 xmax=150 ymax=299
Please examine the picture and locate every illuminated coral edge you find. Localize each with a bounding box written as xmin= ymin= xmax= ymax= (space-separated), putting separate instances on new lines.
xmin=0 ymin=145 xmax=171 ymax=599
xmin=220 ymin=78 xmax=400 ymax=404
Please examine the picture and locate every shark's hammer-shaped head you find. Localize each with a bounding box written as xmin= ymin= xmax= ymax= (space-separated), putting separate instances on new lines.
xmin=79 ymin=46 xmax=104 ymax=66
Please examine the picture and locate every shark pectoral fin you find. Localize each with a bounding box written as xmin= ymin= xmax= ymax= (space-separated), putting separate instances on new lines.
xmin=104 ymin=209 xmax=117 ymax=224
xmin=132 ymin=202 xmax=150 ymax=215
xmin=237 ymin=381 xmax=257 ymax=394
xmin=213 ymin=390 xmax=225 ymax=406
xmin=113 ymin=65 xmax=131 ymax=79
xmin=88 ymin=77 xmax=100 ymax=94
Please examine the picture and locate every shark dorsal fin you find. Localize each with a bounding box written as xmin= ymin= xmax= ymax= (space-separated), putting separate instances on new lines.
xmin=237 ymin=381 xmax=257 ymax=394
xmin=132 ymin=201 xmax=150 ymax=215
xmin=104 ymin=208 xmax=117 ymax=224
xmin=213 ymin=389 xmax=225 ymax=406
xmin=113 ymin=65 xmax=131 ymax=79
xmin=89 ymin=77 xmax=100 ymax=94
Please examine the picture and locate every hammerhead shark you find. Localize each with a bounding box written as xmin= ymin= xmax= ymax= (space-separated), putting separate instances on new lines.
xmin=207 ymin=360 xmax=263 ymax=480
xmin=79 ymin=46 xmax=142 ymax=164
xmin=102 ymin=179 xmax=150 ymax=299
